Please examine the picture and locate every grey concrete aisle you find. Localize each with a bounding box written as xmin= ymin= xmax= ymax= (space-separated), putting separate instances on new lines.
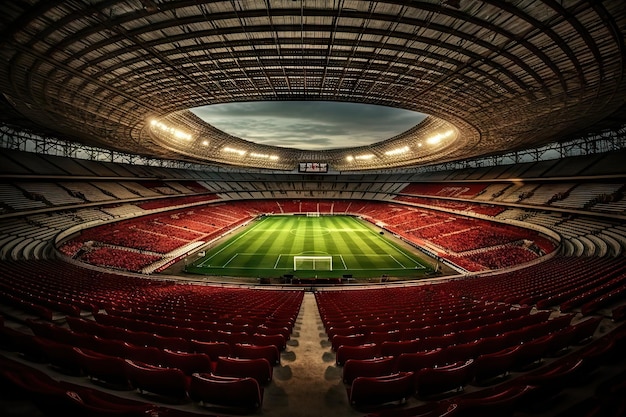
xmin=262 ymin=292 xmax=362 ymax=417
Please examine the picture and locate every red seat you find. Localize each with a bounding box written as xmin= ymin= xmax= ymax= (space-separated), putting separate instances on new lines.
xmin=38 ymin=337 xmax=83 ymax=375
xmin=93 ymin=336 xmax=127 ymax=358
xmin=214 ymin=356 xmax=273 ymax=385
xmin=415 ymin=359 xmax=475 ymax=397
xmin=257 ymin=325 xmax=291 ymax=340
xmin=190 ymin=340 xmax=230 ymax=361
xmin=217 ymin=330 xmax=252 ymax=346
xmin=161 ymin=350 xmax=212 ymax=375
xmin=545 ymin=326 xmax=579 ymax=356
xmin=233 ymin=343 xmax=280 ymax=366
xmin=513 ymin=334 xmax=553 ymax=370
xmin=442 ymin=340 xmax=481 ymax=364
xmin=348 ymin=372 xmax=415 ymax=407
xmin=0 ymin=328 xmax=48 ymax=362
xmin=380 ymin=339 xmax=421 ymax=357
xmin=517 ymin=357 xmax=585 ymax=402
xmin=419 ymin=334 xmax=457 ymax=351
xmin=123 ymin=344 xmax=163 ymax=366
xmin=152 ymin=334 xmax=190 ymax=352
xmin=73 ymin=347 xmax=129 ymax=388
xmin=124 ymin=359 xmax=188 ymax=401
xmin=63 ymin=388 xmax=158 ymax=417
xmin=327 ymin=325 xmax=359 ymax=339
xmin=343 ymin=357 xmax=396 ymax=384
xmin=251 ymin=333 xmax=286 ymax=351
xmin=569 ymin=316 xmax=602 ymax=344
xmin=454 ymin=383 xmax=536 ymax=417
xmin=0 ymin=363 xmax=72 ymax=413
xmin=336 ymin=343 xmax=381 ymax=366
xmin=473 ymin=345 xmax=521 ymax=383
xmin=366 ymin=330 xmax=401 ymax=345
xmin=332 ymin=333 xmax=367 ymax=351
xmin=396 ymin=349 xmax=442 ymax=373
xmin=189 ymin=373 xmax=263 ymax=410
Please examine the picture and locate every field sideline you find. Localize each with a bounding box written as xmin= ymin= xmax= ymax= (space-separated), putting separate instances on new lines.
xmin=185 ymin=215 xmax=435 ymax=279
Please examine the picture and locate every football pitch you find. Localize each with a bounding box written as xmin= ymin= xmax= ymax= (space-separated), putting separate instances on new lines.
xmin=185 ymin=215 xmax=434 ymax=279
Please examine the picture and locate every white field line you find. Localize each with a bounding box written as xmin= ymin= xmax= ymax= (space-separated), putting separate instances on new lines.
xmin=196 ymin=217 xmax=268 ymax=267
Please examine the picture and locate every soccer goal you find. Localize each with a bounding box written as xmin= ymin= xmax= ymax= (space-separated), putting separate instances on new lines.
xmin=306 ymin=212 xmax=320 ymax=217
xmin=293 ymin=256 xmax=333 ymax=271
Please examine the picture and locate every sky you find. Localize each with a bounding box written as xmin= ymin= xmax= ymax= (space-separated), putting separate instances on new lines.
xmin=190 ymin=101 xmax=427 ymax=150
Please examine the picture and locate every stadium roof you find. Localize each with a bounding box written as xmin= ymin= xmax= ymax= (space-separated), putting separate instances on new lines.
xmin=0 ymin=1 xmax=625 ymax=171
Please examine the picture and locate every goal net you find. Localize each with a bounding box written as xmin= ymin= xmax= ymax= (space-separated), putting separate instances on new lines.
xmin=293 ymin=256 xmax=333 ymax=271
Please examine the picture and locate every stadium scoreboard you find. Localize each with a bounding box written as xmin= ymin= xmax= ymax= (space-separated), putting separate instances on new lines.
xmin=298 ymin=162 xmax=328 ymax=173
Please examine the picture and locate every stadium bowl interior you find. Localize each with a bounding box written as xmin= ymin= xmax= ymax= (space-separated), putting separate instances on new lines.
xmin=1 ymin=1 xmax=626 ymax=417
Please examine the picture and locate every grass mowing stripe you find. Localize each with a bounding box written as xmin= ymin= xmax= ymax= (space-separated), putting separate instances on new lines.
xmin=197 ymin=216 xmax=273 ymax=267
xmin=361 ymin=220 xmax=426 ymax=269
xmin=188 ymin=215 xmax=433 ymax=278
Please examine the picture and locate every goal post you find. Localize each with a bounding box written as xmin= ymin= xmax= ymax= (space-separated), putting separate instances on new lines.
xmin=293 ymin=256 xmax=333 ymax=271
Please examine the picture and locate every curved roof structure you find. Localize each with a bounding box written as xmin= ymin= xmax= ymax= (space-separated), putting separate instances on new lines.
xmin=0 ymin=1 xmax=625 ymax=170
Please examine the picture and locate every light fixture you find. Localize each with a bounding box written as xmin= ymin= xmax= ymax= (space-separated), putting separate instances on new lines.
xmin=250 ymin=152 xmax=279 ymax=160
xmin=223 ymin=146 xmax=246 ymax=156
xmin=385 ymin=146 xmax=410 ymax=156
xmin=149 ymin=119 xmax=192 ymax=141
xmin=426 ymin=130 xmax=454 ymax=145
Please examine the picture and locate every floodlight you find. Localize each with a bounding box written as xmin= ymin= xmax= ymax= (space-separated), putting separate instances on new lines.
xmin=149 ymin=119 xmax=192 ymax=141
xmin=223 ymin=146 xmax=246 ymax=156
xmin=385 ymin=146 xmax=410 ymax=156
xmin=426 ymin=130 xmax=454 ymax=145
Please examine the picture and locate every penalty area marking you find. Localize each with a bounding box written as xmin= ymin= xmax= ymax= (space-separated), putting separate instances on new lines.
xmin=339 ymin=254 xmax=347 ymax=269
xmin=195 ymin=217 xmax=270 ymax=268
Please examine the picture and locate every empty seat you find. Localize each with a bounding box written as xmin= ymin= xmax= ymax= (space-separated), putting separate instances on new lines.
xmin=396 ymin=349 xmax=442 ymax=373
xmin=415 ymin=359 xmax=475 ymax=397
xmin=190 ymin=340 xmax=230 ymax=361
xmin=123 ymin=344 xmax=163 ymax=366
xmin=124 ymin=359 xmax=188 ymax=401
xmin=442 ymin=340 xmax=482 ymax=364
xmin=62 ymin=387 xmax=158 ymax=417
xmin=348 ymin=372 xmax=415 ymax=407
xmin=454 ymin=383 xmax=536 ymax=417
xmin=152 ymin=334 xmax=190 ymax=352
xmin=569 ymin=317 xmax=602 ymax=344
xmin=473 ymin=345 xmax=521 ymax=383
xmin=365 ymin=330 xmax=401 ymax=345
xmin=380 ymin=339 xmax=421 ymax=357
xmin=73 ymin=347 xmax=129 ymax=388
xmin=161 ymin=350 xmax=212 ymax=375
xmin=251 ymin=333 xmax=286 ymax=351
xmin=332 ymin=333 xmax=367 ymax=351
xmin=214 ymin=357 xmax=273 ymax=385
xmin=518 ymin=357 xmax=585 ymax=403
xmin=343 ymin=357 xmax=396 ymax=384
xmin=336 ymin=343 xmax=381 ymax=366
xmin=513 ymin=334 xmax=553 ymax=370
xmin=233 ymin=343 xmax=280 ymax=366
xmin=189 ymin=373 xmax=263 ymax=410
xmin=38 ymin=338 xmax=83 ymax=375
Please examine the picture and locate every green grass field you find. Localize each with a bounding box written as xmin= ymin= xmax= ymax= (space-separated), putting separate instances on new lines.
xmin=185 ymin=215 xmax=434 ymax=279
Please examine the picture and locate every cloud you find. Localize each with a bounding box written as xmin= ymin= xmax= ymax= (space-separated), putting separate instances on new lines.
xmin=190 ymin=101 xmax=426 ymax=150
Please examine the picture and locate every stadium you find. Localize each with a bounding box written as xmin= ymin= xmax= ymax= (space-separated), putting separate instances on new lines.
xmin=0 ymin=1 xmax=625 ymax=416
